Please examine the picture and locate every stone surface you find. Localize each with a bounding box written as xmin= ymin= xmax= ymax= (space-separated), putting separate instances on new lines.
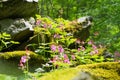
xmin=0 ymin=17 xmax=35 ymax=42
xmin=0 ymin=0 xmax=38 ymax=19
xmin=74 ymin=16 xmax=92 ymax=41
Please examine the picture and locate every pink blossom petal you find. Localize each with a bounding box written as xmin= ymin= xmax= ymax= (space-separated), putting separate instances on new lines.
xmin=58 ymin=45 xmax=64 ymax=53
xmin=50 ymin=44 xmax=57 ymax=52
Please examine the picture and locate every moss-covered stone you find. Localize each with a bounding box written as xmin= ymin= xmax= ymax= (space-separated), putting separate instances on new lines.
xmin=0 ymin=0 xmax=38 ymax=19
xmin=39 ymin=62 xmax=120 ymax=80
xmin=0 ymin=51 xmax=44 ymax=64
xmin=0 ymin=51 xmax=44 ymax=76
xmin=0 ymin=51 xmax=41 ymax=59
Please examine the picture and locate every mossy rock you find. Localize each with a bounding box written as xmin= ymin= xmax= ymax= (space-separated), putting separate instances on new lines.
xmin=38 ymin=62 xmax=120 ymax=80
xmin=0 ymin=51 xmax=45 ymax=76
xmin=0 ymin=51 xmax=45 ymax=70
xmin=0 ymin=51 xmax=43 ymax=61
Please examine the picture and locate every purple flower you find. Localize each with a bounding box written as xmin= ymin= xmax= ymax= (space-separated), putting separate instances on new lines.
xmin=63 ymin=54 xmax=70 ymax=63
xmin=19 ymin=56 xmax=27 ymax=68
xmin=50 ymin=44 xmax=57 ymax=52
xmin=58 ymin=45 xmax=64 ymax=53
xmin=64 ymin=54 xmax=68 ymax=59
xmin=21 ymin=56 xmax=27 ymax=63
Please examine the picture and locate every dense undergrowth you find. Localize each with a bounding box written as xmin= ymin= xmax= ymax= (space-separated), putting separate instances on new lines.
xmin=0 ymin=0 xmax=120 ymax=79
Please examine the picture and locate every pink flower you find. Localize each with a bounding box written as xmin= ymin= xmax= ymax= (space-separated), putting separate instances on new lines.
xmin=64 ymin=59 xmax=70 ymax=63
xmin=114 ymin=51 xmax=120 ymax=62
xmin=50 ymin=55 xmax=59 ymax=63
xmin=114 ymin=51 xmax=120 ymax=57
xmin=80 ymin=46 xmax=85 ymax=51
xmin=76 ymin=39 xmax=81 ymax=44
xmin=19 ymin=61 xmax=24 ymax=67
xmin=43 ymin=23 xmax=47 ymax=28
xmin=90 ymin=49 xmax=98 ymax=55
xmin=81 ymin=41 xmax=85 ymax=45
xmin=92 ymin=45 xmax=97 ymax=50
xmin=71 ymin=55 xmax=75 ymax=60
xmin=90 ymin=51 xmax=95 ymax=55
xmin=54 ymin=55 xmax=59 ymax=60
xmin=94 ymin=49 xmax=99 ymax=54
xmin=19 ymin=56 xmax=27 ymax=68
xmin=50 ymin=44 xmax=57 ymax=52
xmin=58 ymin=45 xmax=64 ymax=53
xmin=64 ymin=54 xmax=68 ymax=59
xmin=36 ymin=20 xmax=41 ymax=25
xmin=78 ymin=48 xmax=80 ymax=52
xmin=21 ymin=56 xmax=27 ymax=63
xmin=88 ymin=40 xmax=93 ymax=45
xmin=54 ymin=34 xmax=61 ymax=38
xmin=63 ymin=54 xmax=70 ymax=63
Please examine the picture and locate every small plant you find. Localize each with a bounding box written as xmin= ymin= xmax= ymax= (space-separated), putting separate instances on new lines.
xmin=0 ymin=32 xmax=19 ymax=51
xmin=25 ymin=15 xmax=115 ymax=74
xmin=18 ymin=47 xmax=37 ymax=80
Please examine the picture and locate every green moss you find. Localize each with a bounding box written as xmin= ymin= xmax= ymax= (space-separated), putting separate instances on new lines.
xmin=39 ymin=62 xmax=120 ymax=80
xmin=0 ymin=51 xmax=44 ymax=63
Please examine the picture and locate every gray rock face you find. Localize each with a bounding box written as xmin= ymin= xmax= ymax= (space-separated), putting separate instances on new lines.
xmin=0 ymin=0 xmax=38 ymax=19
xmin=0 ymin=0 xmax=38 ymax=51
xmin=0 ymin=17 xmax=35 ymax=42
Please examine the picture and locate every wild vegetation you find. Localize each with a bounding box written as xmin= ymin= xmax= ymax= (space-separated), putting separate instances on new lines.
xmin=0 ymin=0 xmax=120 ymax=80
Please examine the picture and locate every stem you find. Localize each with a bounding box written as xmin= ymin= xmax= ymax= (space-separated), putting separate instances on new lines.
xmin=38 ymin=33 xmax=40 ymax=46
xmin=26 ymin=60 xmax=29 ymax=73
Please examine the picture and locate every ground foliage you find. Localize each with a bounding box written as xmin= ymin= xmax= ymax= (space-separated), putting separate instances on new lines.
xmin=38 ymin=0 xmax=120 ymax=53
xmin=38 ymin=62 xmax=120 ymax=80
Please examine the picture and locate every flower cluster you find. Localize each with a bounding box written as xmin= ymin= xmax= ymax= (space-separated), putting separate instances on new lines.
xmin=19 ymin=48 xmax=30 ymax=70
xmin=50 ymin=44 xmax=64 ymax=53
xmin=50 ymin=44 xmax=75 ymax=68
xmin=49 ymin=54 xmax=71 ymax=66
xmin=87 ymin=40 xmax=99 ymax=55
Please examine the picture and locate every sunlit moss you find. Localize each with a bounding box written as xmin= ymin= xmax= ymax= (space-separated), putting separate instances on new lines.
xmin=0 ymin=51 xmax=44 ymax=62
xmin=38 ymin=62 xmax=120 ymax=80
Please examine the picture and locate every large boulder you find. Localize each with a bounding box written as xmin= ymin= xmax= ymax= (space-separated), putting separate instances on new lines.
xmin=0 ymin=17 xmax=35 ymax=42
xmin=0 ymin=0 xmax=38 ymax=51
xmin=0 ymin=0 xmax=38 ymax=19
